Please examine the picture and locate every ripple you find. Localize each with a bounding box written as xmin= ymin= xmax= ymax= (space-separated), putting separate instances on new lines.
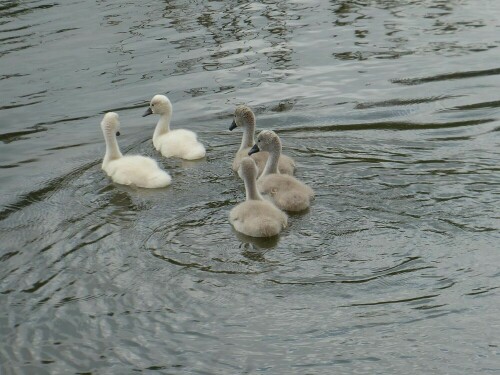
xmin=347 ymin=293 xmax=440 ymax=307
xmin=144 ymin=210 xmax=276 ymax=276
xmin=0 ymin=3 xmax=57 ymax=18
xmin=279 ymin=118 xmax=495 ymax=133
xmin=267 ymin=257 xmax=432 ymax=286
xmin=1 ymin=0 xmax=500 ymax=374
xmin=0 ymin=127 xmax=47 ymax=144
xmin=355 ymin=95 xmax=459 ymax=109
xmin=0 ymin=160 xmax=98 ymax=221
xmin=392 ymin=67 xmax=500 ymax=86
xmin=447 ymin=100 xmax=500 ymax=111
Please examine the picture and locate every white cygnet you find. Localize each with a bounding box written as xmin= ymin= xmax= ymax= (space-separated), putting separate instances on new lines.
xmin=230 ymin=105 xmax=295 ymax=177
xmin=229 ymin=157 xmax=288 ymax=237
xmin=249 ymin=130 xmax=314 ymax=212
xmin=101 ymin=112 xmax=171 ymax=188
xmin=143 ymin=95 xmax=206 ymax=160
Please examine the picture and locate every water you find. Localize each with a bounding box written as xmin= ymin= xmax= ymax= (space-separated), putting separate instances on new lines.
xmin=1 ymin=0 xmax=499 ymax=373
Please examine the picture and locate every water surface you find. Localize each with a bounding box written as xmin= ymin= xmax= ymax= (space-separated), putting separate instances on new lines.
xmin=1 ymin=1 xmax=499 ymax=374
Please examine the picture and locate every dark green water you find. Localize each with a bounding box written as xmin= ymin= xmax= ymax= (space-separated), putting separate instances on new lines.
xmin=1 ymin=1 xmax=499 ymax=374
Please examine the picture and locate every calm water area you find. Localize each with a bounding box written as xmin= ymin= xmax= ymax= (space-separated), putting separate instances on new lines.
xmin=1 ymin=0 xmax=499 ymax=374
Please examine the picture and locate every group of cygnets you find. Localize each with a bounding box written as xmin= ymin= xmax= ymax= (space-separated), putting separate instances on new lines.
xmin=100 ymin=94 xmax=314 ymax=238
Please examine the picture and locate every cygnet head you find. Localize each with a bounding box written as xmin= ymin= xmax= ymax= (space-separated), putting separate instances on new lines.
xmin=248 ymin=130 xmax=281 ymax=155
xmin=230 ymin=105 xmax=255 ymax=131
xmin=143 ymin=94 xmax=172 ymax=117
xmin=238 ymin=157 xmax=258 ymax=181
xmin=101 ymin=112 xmax=121 ymax=136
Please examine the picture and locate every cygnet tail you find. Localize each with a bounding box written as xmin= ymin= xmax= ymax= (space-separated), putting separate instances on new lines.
xmin=260 ymin=219 xmax=282 ymax=237
xmin=278 ymin=191 xmax=310 ymax=212
xmin=146 ymin=171 xmax=172 ymax=188
xmin=184 ymin=143 xmax=206 ymax=160
xmin=246 ymin=217 xmax=281 ymax=237
xmin=278 ymin=157 xmax=296 ymax=176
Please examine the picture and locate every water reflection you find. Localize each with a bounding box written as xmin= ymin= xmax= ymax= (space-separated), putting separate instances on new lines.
xmin=146 ymin=0 xmax=301 ymax=78
xmin=234 ymin=230 xmax=281 ymax=249
xmin=1 ymin=0 xmax=500 ymax=374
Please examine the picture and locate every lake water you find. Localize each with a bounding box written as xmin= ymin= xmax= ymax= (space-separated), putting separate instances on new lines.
xmin=1 ymin=0 xmax=499 ymax=374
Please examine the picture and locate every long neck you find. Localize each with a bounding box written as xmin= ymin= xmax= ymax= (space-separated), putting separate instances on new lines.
xmin=239 ymin=120 xmax=255 ymax=150
xmin=154 ymin=112 xmax=172 ymax=140
xmin=263 ymin=143 xmax=280 ymax=175
xmin=244 ymin=173 xmax=262 ymax=201
xmin=103 ymin=129 xmax=122 ymax=162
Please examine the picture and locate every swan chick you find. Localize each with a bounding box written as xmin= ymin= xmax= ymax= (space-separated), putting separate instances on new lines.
xmin=101 ymin=112 xmax=171 ymax=188
xmin=249 ymin=130 xmax=314 ymax=212
xmin=143 ymin=94 xmax=206 ymax=160
xmin=230 ymin=105 xmax=295 ymax=177
xmin=229 ymin=157 xmax=288 ymax=237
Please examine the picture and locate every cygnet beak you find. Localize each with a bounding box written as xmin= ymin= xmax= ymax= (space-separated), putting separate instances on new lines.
xmin=248 ymin=144 xmax=259 ymax=155
xmin=116 ymin=131 xmax=121 ymax=136
xmin=142 ymin=107 xmax=153 ymax=117
xmin=229 ymin=120 xmax=237 ymax=131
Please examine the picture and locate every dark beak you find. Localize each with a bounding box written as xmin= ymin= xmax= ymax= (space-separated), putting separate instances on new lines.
xmin=116 ymin=131 xmax=121 ymax=136
xmin=248 ymin=144 xmax=259 ymax=155
xmin=229 ymin=120 xmax=237 ymax=131
xmin=142 ymin=107 xmax=153 ymax=117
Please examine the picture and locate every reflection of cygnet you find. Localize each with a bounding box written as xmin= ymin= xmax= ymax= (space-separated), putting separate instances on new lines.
xmin=100 ymin=112 xmax=171 ymax=188
xmin=143 ymin=94 xmax=206 ymax=160
xmin=229 ymin=157 xmax=288 ymax=237
xmin=230 ymin=105 xmax=295 ymax=177
xmin=249 ymin=130 xmax=314 ymax=212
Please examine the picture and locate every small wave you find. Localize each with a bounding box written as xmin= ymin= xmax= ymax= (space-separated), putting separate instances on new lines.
xmin=279 ymin=118 xmax=495 ymax=133
xmin=392 ymin=67 xmax=500 ymax=86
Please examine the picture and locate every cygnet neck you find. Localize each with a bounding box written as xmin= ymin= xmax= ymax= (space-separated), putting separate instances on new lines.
xmin=154 ymin=112 xmax=172 ymax=140
xmin=243 ymin=170 xmax=263 ymax=201
xmin=240 ymin=119 xmax=256 ymax=150
xmin=103 ymin=128 xmax=122 ymax=162
xmin=262 ymin=141 xmax=281 ymax=175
